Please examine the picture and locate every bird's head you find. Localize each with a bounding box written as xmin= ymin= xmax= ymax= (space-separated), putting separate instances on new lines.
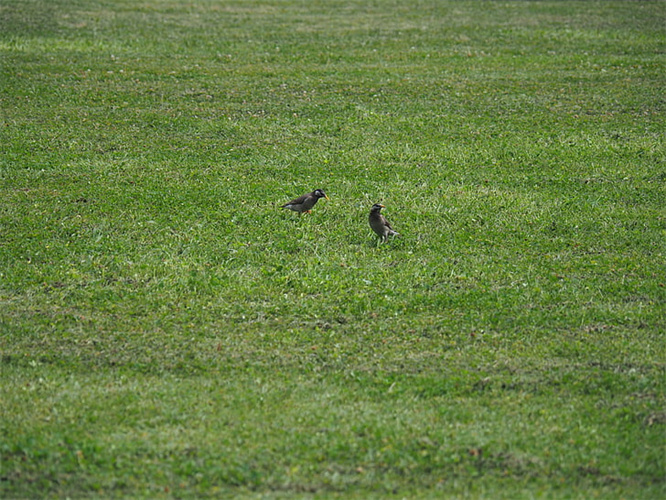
xmin=370 ymin=203 xmax=385 ymax=212
xmin=314 ymin=189 xmax=329 ymax=200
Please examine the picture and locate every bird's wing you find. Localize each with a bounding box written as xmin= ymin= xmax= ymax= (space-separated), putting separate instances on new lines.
xmin=282 ymin=192 xmax=310 ymax=207
xmin=381 ymin=215 xmax=394 ymax=230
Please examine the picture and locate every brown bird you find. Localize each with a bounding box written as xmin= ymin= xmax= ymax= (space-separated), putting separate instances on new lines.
xmin=281 ymin=189 xmax=329 ymax=215
xmin=369 ymin=203 xmax=400 ymax=243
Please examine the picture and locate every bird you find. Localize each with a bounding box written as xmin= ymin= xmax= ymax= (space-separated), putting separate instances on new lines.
xmin=369 ymin=203 xmax=400 ymax=243
xmin=281 ymin=189 xmax=329 ymax=215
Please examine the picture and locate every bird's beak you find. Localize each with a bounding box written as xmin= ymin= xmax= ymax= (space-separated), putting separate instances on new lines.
xmin=325 ymin=194 xmax=330 ymax=200
xmin=379 ymin=204 xmax=385 ymax=208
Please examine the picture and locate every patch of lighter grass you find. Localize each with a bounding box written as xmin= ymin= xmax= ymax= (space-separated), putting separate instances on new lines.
xmin=0 ymin=36 xmax=121 ymax=53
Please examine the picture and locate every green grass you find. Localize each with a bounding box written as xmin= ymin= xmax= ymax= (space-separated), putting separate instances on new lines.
xmin=1 ymin=0 xmax=665 ymax=498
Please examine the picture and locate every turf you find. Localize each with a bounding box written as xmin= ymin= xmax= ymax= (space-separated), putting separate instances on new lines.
xmin=1 ymin=0 xmax=665 ymax=498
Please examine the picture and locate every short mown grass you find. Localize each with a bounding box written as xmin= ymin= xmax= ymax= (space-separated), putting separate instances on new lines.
xmin=1 ymin=0 xmax=665 ymax=498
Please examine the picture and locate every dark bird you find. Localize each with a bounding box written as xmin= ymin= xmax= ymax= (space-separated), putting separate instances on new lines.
xmin=369 ymin=203 xmax=400 ymax=243
xmin=281 ymin=189 xmax=329 ymax=215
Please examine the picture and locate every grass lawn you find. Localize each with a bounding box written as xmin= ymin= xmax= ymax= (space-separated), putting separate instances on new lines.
xmin=1 ymin=0 xmax=665 ymax=498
